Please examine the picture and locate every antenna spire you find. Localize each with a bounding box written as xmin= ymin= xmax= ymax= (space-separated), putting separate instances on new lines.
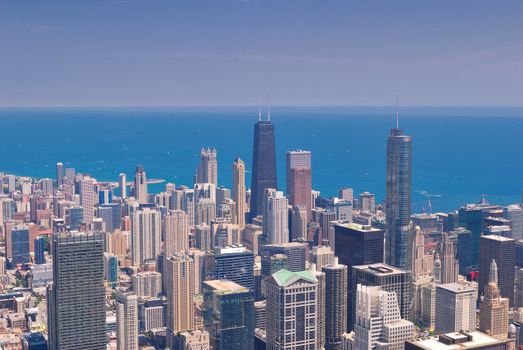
xmin=395 ymin=95 xmax=399 ymax=129
xmin=267 ymin=92 xmax=271 ymax=121
xmin=258 ymin=97 xmax=262 ymax=121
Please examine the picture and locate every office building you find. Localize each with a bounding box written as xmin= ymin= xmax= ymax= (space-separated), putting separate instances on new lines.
xmin=165 ymin=253 xmax=195 ymax=343
xmin=206 ymin=245 xmax=254 ymax=291
xmin=165 ymin=209 xmax=189 ymax=256
xmin=118 ymin=173 xmax=127 ymax=199
xmin=174 ymin=329 xmax=211 ymax=350
xmin=203 ymin=280 xmax=254 ymax=350
xmin=139 ymin=298 xmax=164 ymax=331
xmin=359 ymin=192 xmax=375 ymax=213
xmin=47 ymin=232 xmax=105 ymax=350
xmin=352 ymin=284 xmax=414 ymax=350
xmin=479 ymin=235 xmax=515 ymax=305
xmin=104 ymin=253 xmax=119 ymax=288
xmin=250 ymin=118 xmax=277 ymax=220
xmin=265 ymin=269 xmax=318 ymax=350
xmin=131 ymin=208 xmax=161 ymax=267
xmin=385 ymin=121 xmax=412 ymax=270
xmin=323 ymin=258 xmax=348 ymax=350
xmin=8 ymin=226 xmax=30 ymax=266
xmin=349 ymin=264 xmax=411 ymax=332
xmin=196 ymin=147 xmax=218 ymax=186
xmin=405 ymin=331 xmax=510 ymax=350
xmin=504 ymin=204 xmax=523 ymax=240
xmin=286 ymin=150 xmax=312 ymax=222
xmin=438 ymin=232 xmax=459 ymax=284
xmin=310 ymin=244 xmax=335 ymax=269
xmin=56 ymin=162 xmax=64 ymax=188
xmin=79 ymin=175 xmax=98 ymax=223
xmin=232 ymin=158 xmax=247 ymax=227
xmin=435 ymin=283 xmax=477 ymax=333
xmin=134 ymin=165 xmax=148 ymax=204
xmin=34 ymin=236 xmax=46 ymax=264
xmin=132 ymin=271 xmax=162 ymax=298
xmin=65 ymin=206 xmax=84 ymax=230
xmin=116 ymin=291 xmax=139 ymax=350
xmin=411 ymin=226 xmax=434 ymax=277
xmin=196 ymin=198 xmax=217 ymax=226
xmin=453 ymin=227 xmax=473 ymax=274
xmin=479 ymin=260 xmax=509 ymax=340
xmin=263 ymin=189 xmax=289 ymax=244
xmin=290 ymin=205 xmax=308 ymax=241
xmin=334 ymin=223 xmax=384 ymax=269
xmin=97 ymin=202 xmax=122 ymax=233
xmin=260 ymin=242 xmax=308 ymax=272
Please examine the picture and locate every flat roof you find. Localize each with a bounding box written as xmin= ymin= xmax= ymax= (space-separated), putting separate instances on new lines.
xmin=437 ymin=283 xmax=475 ymax=293
xmin=335 ymin=223 xmax=382 ymax=233
xmin=407 ymin=331 xmax=504 ymax=349
xmin=204 ymin=279 xmax=249 ymax=293
xmin=352 ymin=263 xmax=407 ymax=275
xmin=481 ymin=234 xmax=514 ymax=242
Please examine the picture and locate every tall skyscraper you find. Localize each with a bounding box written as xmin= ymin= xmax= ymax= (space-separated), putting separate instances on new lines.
xmin=309 ymin=263 xmax=326 ymax=350
xmin=334 ymin=223 xmax=384 ymax=269
xmin=206 ymin=245 xmax=254 ymax=291
xmin=134 ymin=165 xmax=148 ymax=204
xmin=479 ymin=260 xmax=509 ymax=340
xmin=352 ymin=285 xmax=414 ymax=350
xmin=165 ymin=209 xmax=189 ymax=256
xmin=165 ymin=253 xmax=195 ymax=345
xmin=55 ymin=162 xmax=64 ymax=188
xmin=263 ymin=189 xmax=289 ymax=244
xmin=250 ymin=117 xmax=277 ymax=220
xmin=286 ymin=150 xmax=312 ymax=222
xmin=260 ymin=242 xmax=308 ymax=272
xmin=435 ymin=283 xmax=477 ymax=333
xmin=118 ymin=173 xmax=127 ymax=199
xmin=196 ymin=147 xmax=218 ymax=185
xmin=349 ymin=264 xmax=411 ymax=332
xmin=385 ymin=113 xmax=412 ymax=270
xmin=479 ymin=235 xmax=515 ymax=306
xmin=232 ymin=157 xmax=246 ymax=227
xmin=79 ymin=175 xmax=98 ymax=224
xmin=131 ymin=208 xmax=161 ymax=267
xmin=116 ymin=291 xmax=139 ymax=350
xmin=411 ymin=226 xmax=434 ymax=277
xmin=47 ymin=232 xmax=105 ymax=350
xmin=203 ymin=280 xmax=254 ymax=350
xmin=323 ymin=257 xmax=348 ymax=350
xmin=265 ymin=269 xmax=318 ymax=350
xmin=438 ymin=232 xmax=459 ymax=284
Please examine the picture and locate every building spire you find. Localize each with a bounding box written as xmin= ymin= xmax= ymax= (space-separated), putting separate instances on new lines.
xmin=267 ymin=91 xmax=271 ymax=122
xmin=258 ymin=96 xmax=262 ymax=121
xmin=489 ymin=259 xmax=498 ymax=286
xmin=395 ymin=94 xmax=399 ymax=129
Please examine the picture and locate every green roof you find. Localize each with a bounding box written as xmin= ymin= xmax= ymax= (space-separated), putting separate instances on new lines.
xmin=271 ymin=269 xmax=318 ymax=287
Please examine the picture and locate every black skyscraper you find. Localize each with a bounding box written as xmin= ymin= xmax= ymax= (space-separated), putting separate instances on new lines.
xmin=250 ymin=118 xmax=277 ymax=220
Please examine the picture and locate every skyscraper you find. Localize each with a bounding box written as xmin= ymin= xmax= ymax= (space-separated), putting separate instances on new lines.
xmin=55 ymin=162 xmax=64 ymax=188
xmin=435 ymin=283 xmax=477 ymax=333
xmin=206 ymin=245 xmax=254 ymax=291
xmin=118 ymin=173 xmax=127 ymax=199
xmin=263 ymin=189 xmax=289 ymax=244
xmin=131 ymin=208 xmax=162 ymax=267
xmin=265 ymin=269 xmax=318 ymax=350
xmin=79 ymin=175 xmax=98 ymax=224
xmin=250 ymin=117 xmax=277 ymax=220
xmin=260 ymin=242 xmax=308 ymax=272
xmin=438 ymin=232 xmax=459 ymax=284
xmin=479 ymin=235 xmax=515 ymax=306
xmin=334 ymin=223 xmax=384 ymax=269
xmin=232 ymin=158 xmax=246 ymax=227
xmin=286 ymin=150 xmax=312 ymax=222
xmin=134 ymin=165 xmax=148 ymax=204
xmin=47 ymin=232 xmax=105 ymax=350
xmin=323 ymin=257 xmax=348 ymax=350
xmin=479 ymin=260 xmax=509 ymax=340
xmin=385 ymin=113 xmax=412 ymax=270
xmin=165 ymin=253 xmax=195 ymax=345
xmin=115 ymin=291 xmax=139 ymax=350
xmin=203 ymin=280 xmax=254 ymax=350
xmin=196 ymin=147 xmax=218 ymax=185
xmin=165 ymin=209 xmax=189 ymax=256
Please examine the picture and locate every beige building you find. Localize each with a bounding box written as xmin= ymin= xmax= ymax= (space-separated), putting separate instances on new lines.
xmin=115 ymin=291 xmax=139 ymax=350
xmin=479 ymin=260 xmax=509 ymax=340
xmin=165 ymin=209 xmax=189 ymax=256
xmin=232 ymin=158 xmax=247 ymax=227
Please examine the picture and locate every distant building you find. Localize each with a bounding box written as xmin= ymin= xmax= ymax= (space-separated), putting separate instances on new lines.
xmin=263 ymin=189 xmax=289 ymax=244
xmin=323 ymin=258 xmax=348 ymax=350
xmin=134 ymin=165 xmax=148 ymax=204
xmin=131 ymin=271 xmax=162 ymax=298
xmin=286 ymin=150 xmax=312 ymax=222
xmin=435 ymin=283 xmax=477 ymax=333
xmin=115 ymin=291 xmax=139 ymax=350
xmin=479 ymin=260 xmax=509 ymax=340
xmin=334 ymin=223 xmax=384 ymax=269
xmin=206 ymin=245 xmax=254 ymax=291
xmin=131 ymin=208 xmax=161 ymax=267
xmin=260 ymin=242 xmax=308 ymax=272
xmin=196 ymin=147 xmax=218 ymax=186
xmin=232 ymin=158 xmax=247 ymax=227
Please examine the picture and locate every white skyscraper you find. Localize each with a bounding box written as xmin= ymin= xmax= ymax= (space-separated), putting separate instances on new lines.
xmin=79 ymin=175 xmax=98 ymax=224
xmin=119 ymin=173 xmax=127 ymax=199
xmin=263 ymin=189 xmax=289 ymax=244
xmin=232 ymin=158 xmax=247 ymax=227
xmin=165 ymin=209 xmax=189 ymax=256
xmin=134 ymin=165 xmax=148 ymax=204
xmin=435 ymin=283 xmax=477 ymax=333
xmin=116 ymin=291 xmax=139 ymax=350
xmin=131 ymin=208 xmax=161 ymax=266
xmin=196 ymin=147 xmax=218 ymax=185
xmin=353 ymin=284 xmax=415 ymax=350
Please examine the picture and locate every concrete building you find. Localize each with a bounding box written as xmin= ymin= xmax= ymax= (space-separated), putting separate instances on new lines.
xmin=196 ymin=147 xmax=218 ymax=186
xmin=134 ymin=165 xmax=148 ymax=204
xmin=263 ymin=189 xmax=289 ymax=244
xmin=205 ymin=245 xmax=254 ymax=291
xmin=232 ymin=158 xmax=247 ymax=227
xmin=323 ymin=258 xmax=348 ymax=350
xmin=479 ymin=260 xmax=509 ymax=340
xmin=165 ymin=209 xmax=189 ymax=256
xmin=132 ymin=271 xmax=162 ymax=298
xmin=174 ymin=329 xmax=211 ymax=350
xmin=310 ymin=244 xmax=335 ymax=269
xmin=115 ymin=291 xmax=139 ymax=350
xmin=405 ymin=331 xmax=510 ymax=350
xmin=131 ymin=207 xmax=161 ymax=267
xmin=435 ymin=283 xmax=477 ymax=333
xmin=286 ymin=150 xmax=312 ymax=222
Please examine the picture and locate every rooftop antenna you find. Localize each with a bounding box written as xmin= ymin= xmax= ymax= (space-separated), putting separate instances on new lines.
xmin=395 ymin=94 xmax=399 ymax=129
xmin=267 ymin=91 xmax=271 ymax=121
xmin=258 ymin=97 xmax=262 ymax=121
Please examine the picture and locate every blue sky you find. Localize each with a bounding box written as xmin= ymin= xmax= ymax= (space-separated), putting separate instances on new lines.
xmin=1 ymin=0 xmax=522 ymax=107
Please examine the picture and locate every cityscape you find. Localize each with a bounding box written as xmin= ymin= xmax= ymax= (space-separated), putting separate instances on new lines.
xmin=2 ymin=1 xmax=523 ymax=350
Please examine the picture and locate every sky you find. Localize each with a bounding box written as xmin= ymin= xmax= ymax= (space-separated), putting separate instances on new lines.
xmin=0 ymin=0 xmax=522 ymax=107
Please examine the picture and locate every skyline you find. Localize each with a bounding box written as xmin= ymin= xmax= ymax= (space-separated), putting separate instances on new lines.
xmin=1 ymin=0 xmax=523 ymax=107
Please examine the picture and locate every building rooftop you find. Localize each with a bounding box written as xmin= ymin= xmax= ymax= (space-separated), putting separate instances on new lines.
xmin=335 ymin=222 xmax=382 ymax=233
xmin=204 ymin=279 xmax=249 ymax=294
xmin=481 ymin=234 xmax=514 ymax=242
xmin=437 ymin=283 xmax=476 ymax=294
xmin=406 ymin=331 xmax=505 ymax=349
xmin=270 ymin=269 xmax=318 ymax=287
xmin=352 ymin=263 xmax=408 ymax=276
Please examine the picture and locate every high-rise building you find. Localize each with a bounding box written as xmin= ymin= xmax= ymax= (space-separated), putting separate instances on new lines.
xmin=97 ymin=202 xmax=122 ymax=233
xmin=104 ymin=253 xmax=119 ymax=288
xmin=7 ymin=226 xmax=30 ymax=266
xmin=118 ymin=173 xmax=127 ymax=199
xmin=79 ymin=175 xmax=98 ymax=224
xmin=265 ymin=269 xmax=318 ymax=350
xmin=435 ymin=283 xmax=477 ymax=333
xmin=286 ymin=150 xmax=312 ymax=222
xmin=134 ymin=165 xmax=148 ymax=204
xmin=260 ymin=242 xmax=308 ymax=272
xmin=385 ymin=119 xmax=412 ymax=270
xmin=131 ymin=271 xmax=162 ymax=298
xmin=504 ymin=204 xmax=523 ymax=240
xmin=349 ymin=264 xmax=411 ymax=332
xmin=411 ymin=226 xmax=434 ymax=277
xmin=334 ymin=223 xmax=384 ymax=269
xmin=203 ymin=280 xmax=254 ymax=350
xmin=308 ymin=263 xmax=326 ymax=350
xmin=250 ymin=118 xmax=277 ymax=220
xmin=479 ymin=260 xmax=509 ymax=340
xmin=323 ymin=258 xmax=348 ymax=350
xmin=55 ymin=162 xmax=64 ymax=188
xmin=131 ymin=208 xmax=161 ymax=267
xmin=139 ymin=298 xmax=164 ymax=332
xmin=263 ymin=189 xmax=289 ymax=244
xmin=196 ymin=147 xmax=218 ymax=186
xmin=47 ymin=232 xmax=105 ymax=350
xmin=352 ymin=284 xmax=414 ymax=350
xmin=479 ymin=235 xmax=515 ymax=306
xmin=165 ymin=253 xmax=195 ymax=344
xmin=34 ymin=236 xmax=46 ymax=264
xmin=310 ymin=244 xmax=335 ymax=269
xmin=115 ymin=291 xmax=139 ymax=350
xmin=290 ymin=205 xmax=308 ymax=241
xmin=174 ymin=329 xmax=211 ymax=350
xmin=65 ymin=206 xmax=84 ymax=230
xmin=165 ymin=210 xmax=189 ymax=256
xmin=232 ymin=158 xmax=247 ymax=227
xmin=206 ymin=245 xmax=254 ymax=291
xmin=405 ymin=330 xmax=510 ymax=350
xmin=359 ymin=192 xmax=375 ymax=213
xmin=438 ymin=232 xmax=459 ymax=284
